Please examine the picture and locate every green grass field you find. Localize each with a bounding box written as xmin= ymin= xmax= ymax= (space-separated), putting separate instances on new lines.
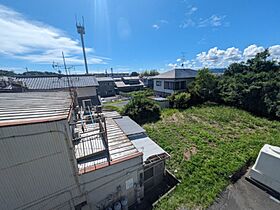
xmin=143 ymin=105 xmax=280 ymax=210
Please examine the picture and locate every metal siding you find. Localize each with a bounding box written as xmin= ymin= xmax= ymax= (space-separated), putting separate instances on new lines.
xmin=80 ymin=156 xmax=143 ymax=209
xmin=0 ymin=120 xmax=80 ymax=210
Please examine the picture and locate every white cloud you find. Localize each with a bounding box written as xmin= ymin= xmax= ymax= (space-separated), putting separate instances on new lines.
xmin=167 ymin=63 xmax=178 ymax=68
xmin=198 ymin=15 xmax=227 ymax=27
xmin=196 ymin=46 xmax=243 ymax=67
xmin=152 ymin=19 xmax=168 ymax=30
xmin=152 ymin=24 xmax=160 ymax=30
xmin=186 ymin=6 xmax=198 ymax=15
xmin=180 ymin=18 xmax=196 ymax=28
xmin=159 ymin=19 xmax=169 ymax=24
xmin=243 ymin=44 xmax=265 ymax=59
xmin=0 ymin=4 xmax=109 ymax=65
xmin=268 ymin=45 xmax=280 ymax=61
xmin=168 ymin=44 xmax=280 ymax=69
xmin=180 ymin=14 xmax=228 ymax=29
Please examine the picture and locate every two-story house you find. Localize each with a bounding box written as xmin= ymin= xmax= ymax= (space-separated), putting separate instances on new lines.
xmin=153 ymin=68 xmax=197 ymax=97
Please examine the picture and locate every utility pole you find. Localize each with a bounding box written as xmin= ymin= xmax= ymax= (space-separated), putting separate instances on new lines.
xmin=76 ymin=17 xmax=89 ymax=75
xmin=62 ymin=51 xmax=72 ymax=93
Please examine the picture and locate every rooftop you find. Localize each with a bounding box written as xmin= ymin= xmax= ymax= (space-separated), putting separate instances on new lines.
xmin=115 ymin=80 xmax=144 ymax=88
xmin=114 ymin=116 xmax=146 ymax=136
xmin=96 ymin=77 xmax=114 ymax=82
xmin=153 ymin=68 xmax=197 ymax=79
xmin=0 ymin=91 xmax=72 ymax=127
xmin=17 ymin=75 xmax=98 ymax=90
xmin=114 ymin=115 xmax=170 ymax=164
xmin=75 ymin=114 xmax=142 ymax=174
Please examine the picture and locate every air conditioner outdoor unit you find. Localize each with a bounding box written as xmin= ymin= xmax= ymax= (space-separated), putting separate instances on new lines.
xmin=248 ymin=144 xmax=280 ymax=193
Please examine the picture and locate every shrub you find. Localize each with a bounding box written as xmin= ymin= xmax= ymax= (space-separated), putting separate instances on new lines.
xmin=168 ymin=92 xmax=191 ymax=109
xmin=122 ymin=96 xmax=160 ymax=124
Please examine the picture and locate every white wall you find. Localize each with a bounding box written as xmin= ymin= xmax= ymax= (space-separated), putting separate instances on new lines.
xmin=0 ymin=120 xmax=82 ymax=210
xmin=153 ymin=79 xmax=174 ymax=94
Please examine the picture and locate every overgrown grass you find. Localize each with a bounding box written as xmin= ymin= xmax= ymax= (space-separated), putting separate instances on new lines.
xmin=143 ymin=104 xmax=280 ymax=210
xmin=102 ymin=104 xmax=123 ymax=113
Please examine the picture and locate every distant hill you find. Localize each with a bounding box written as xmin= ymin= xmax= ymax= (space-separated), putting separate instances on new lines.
xmin=0 ymin=70 xmax=60 ymax=77
xmin=209 ymin=68 xmax=226 ymax=74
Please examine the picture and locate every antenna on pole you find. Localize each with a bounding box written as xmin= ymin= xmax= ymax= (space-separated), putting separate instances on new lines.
xmin=181 ymin=52 xmax=186 ymax=68
xmin=76 ymin=16 xmax=89 ymax=75
xmin=62 ymin=51 xmax=74 ymax=99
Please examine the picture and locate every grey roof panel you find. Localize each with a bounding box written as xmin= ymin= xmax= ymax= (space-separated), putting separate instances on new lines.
xmin=131 ymin=136 xmax=168 ymax=162
xmin=17 ymin=75 xmax=98 ymax=90
xmin=114 ymin=116 xmax=145 ymax=136
xmin=153 ymin=68 xmax=197 ymax=79
xmin=96 ymin=77 xmax=114 ymax=82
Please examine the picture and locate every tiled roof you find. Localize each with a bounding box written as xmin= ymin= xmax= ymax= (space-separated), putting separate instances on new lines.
xmin=17 ymin=75 xmax=98 ymax=90
xmin=153 ymin=68 xmax=197 ymax=79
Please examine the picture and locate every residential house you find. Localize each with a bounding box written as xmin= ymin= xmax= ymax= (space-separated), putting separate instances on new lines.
xmin=114 ymin=76 xmax=144 ymax=93
xmin=140 ymin=76 xmax=154 ymax=89
xmin=96 ymin=77 xmax=116 ymax=97
xmin=153 ymin=68 xmax=197 ymax=97
xmin=0 ymin=92 xmax=170 ymax=210
xmin=17 ymin=75 xmax=100 ymax=107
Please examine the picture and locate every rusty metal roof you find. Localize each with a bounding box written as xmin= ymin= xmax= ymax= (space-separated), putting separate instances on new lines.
xmin=0 ymin=91 xmax=72 ymax=127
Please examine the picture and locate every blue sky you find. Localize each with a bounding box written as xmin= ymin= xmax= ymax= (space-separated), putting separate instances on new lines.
xmin=0 ymin=0 xmax=279 ymax=74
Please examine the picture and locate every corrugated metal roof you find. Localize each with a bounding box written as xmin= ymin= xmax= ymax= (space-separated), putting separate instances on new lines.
xmin=153 ymin=68 xmax=197 ymax=79
xmin=17 ymin=75 xmax=98 ymax=90
xmin=130 ymin=136 xmax=169 ymax=162
xmin=96 ymin=77 xmax=114 ymax=82
xmin=114 ymin=116 xmax=145 ymax=136
xmin=115 ymin=81 xmax=144 ymax=88
xmin=0 ymin=91 xmax=72 ymax=127
xmin=114 ymin=115 xmax=169 ymax=164
xmin=77 ymin=117 xmax=141 ymax=173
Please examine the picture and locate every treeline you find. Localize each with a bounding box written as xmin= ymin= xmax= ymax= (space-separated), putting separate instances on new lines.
xmin=169 ymin=49 xmax=280 ymax=120
xmin=0 ymin=70 xmax=59 ymax=77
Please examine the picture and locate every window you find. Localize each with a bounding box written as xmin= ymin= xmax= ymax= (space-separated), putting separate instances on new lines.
xmin=144 ymin=167 xmax=154 ymax=181
xmin=156 ymin=81 xmax=162 ymax=86
xmin=181 ymin=81 xmax=187 ymax=89
xmin=164 ymin=81 xmax=174 ymax=90
xmin=175 ymin=82 xmax=180 ymax=90
xmin=82 ymin=99 xmax=92 ymax=109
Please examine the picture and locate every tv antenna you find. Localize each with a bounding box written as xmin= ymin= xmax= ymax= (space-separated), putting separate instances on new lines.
xmin=181 ymin=52 xmax=186 ymax=67
xmin=76 ymin=16 xmax=89 ymax=75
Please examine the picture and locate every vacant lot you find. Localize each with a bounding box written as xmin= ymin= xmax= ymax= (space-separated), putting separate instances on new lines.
xmin=143 ymin=105 xmax=280 ymax=210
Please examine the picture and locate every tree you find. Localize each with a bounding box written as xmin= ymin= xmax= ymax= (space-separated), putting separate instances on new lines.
xmin=130 ymin=71 xmax=139 ymax=76
xmin=140 ymin=69 xmax=159 ymax=77
xmin=189 ymin=68 xmax=219 ymax=103
xmin=122 ymin=96 xmax=160 ymax=124
xmin=218 ymin=50 xmax=280 ymax=119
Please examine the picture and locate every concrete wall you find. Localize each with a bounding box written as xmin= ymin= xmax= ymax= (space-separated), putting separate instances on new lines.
xmin=76 ymin=86 xmax=100 ymax=106
xmin=76 ymin=86 xmax=97 ymax=97
xmin=79 ymin=156 xmax=144 ymax=210
xmin=0 ymin=120 xmax=83 ymax=210
xmin=97 ymin=81 xmax=116 ymax=97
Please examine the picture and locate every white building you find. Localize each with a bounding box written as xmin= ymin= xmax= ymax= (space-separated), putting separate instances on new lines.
xmin=0 ymin=91 xmax=169 ymax=210
xmin=153 ymin=68 xmax=197 ymax=97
